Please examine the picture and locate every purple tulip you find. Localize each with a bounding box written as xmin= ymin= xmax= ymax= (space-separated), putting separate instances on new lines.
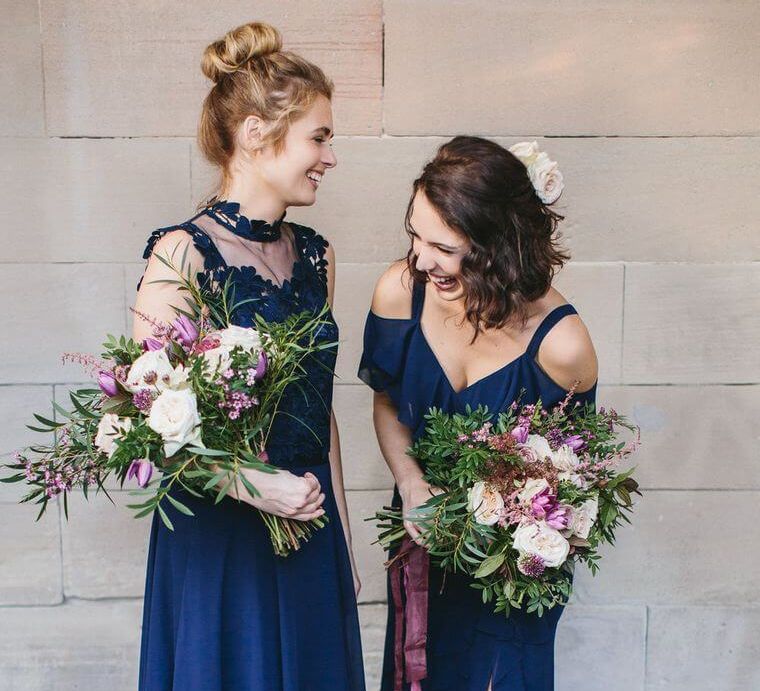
xmin=127 ymin=459 xmax=153 ymax=488
xmin=97 ymin=370 xmax=120 ymax=397
xmin=171 ymin=315 xmax=199 ymax=348
xmin=254 ymin=350 xmax=268 ymax=382
xmin=564 ymin=434 xmax=586 ymax=452
xmin=142 ymin=338 xmax=164 ymax=352
xmin=546 ymin=504 xmax=573 ymax=530
xmin=510 ymin=424 xmax=529 ymax=444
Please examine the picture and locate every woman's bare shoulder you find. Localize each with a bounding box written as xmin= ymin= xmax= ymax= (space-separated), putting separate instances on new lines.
xmin=370 ymin=260 xmax=416 ymax=319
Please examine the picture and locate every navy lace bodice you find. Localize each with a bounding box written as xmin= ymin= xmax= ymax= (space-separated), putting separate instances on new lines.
xmin=140 ymin=206 xmax=337 ymax=468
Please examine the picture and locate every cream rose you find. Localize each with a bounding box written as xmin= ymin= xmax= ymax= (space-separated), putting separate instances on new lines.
xmin=528 ymin=152 xmax=564 ymax=204
xmin=517 ymin=478 xmax=550 ymax=504
xmin=467 ymin=481 xmax=505 ymax=526
xmin=94 ymin=413 xmax=132 ymax=458
xmin=202 ymin=325 xmax=263 ymax=376
xmin=126 ymin=349 xmax=180 ymax=393
xmin=512 ymin=520 xmax=570 ymax=568
xmin=508 ymin=140 xmax=540 ymax=163
xmin=569 ymin=495 xmax=599 ymax=539
xmin=147 ymin=389 xmax=202 ymax=457
xmin=522 ymin=434 xmax=553 ymax=462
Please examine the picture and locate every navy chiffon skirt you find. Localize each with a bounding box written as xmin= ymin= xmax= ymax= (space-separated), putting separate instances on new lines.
xmin=139 ymin=461 xmax=365 ymax=691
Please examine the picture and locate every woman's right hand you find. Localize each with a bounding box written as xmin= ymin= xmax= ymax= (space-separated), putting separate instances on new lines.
xmin=229 ymin=467 xmax=326 ymax=522
xmin=398 ymin=475 xmax=443 ymax=546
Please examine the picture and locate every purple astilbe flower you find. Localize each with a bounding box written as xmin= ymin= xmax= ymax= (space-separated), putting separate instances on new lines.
xmin=457 ymin=433 xmax=470 ymax=443
xmin=142 ymin=338 xmax=164 ymax=352
xmin=222 ymin=368 xmax=235 ymax=380
xmin=171 ymin=314 xmax=199 ymax=348
xmin=127 ymin=459 xmax=153 ymax=488
xmin=97 ymin=370 xmax=120 ymax=397
xmin=546 ymin=427 xmax=564 ymax=449
xmin=61 ymin=352 xmax=110 ymax=378
xmin=517 ymin=553 xmax=546 ymax=578
xmin=132 ymin=389 xmax=154 ymax=412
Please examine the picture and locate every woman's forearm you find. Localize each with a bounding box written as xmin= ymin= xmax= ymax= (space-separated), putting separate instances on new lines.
xmin=328 ymin=409 xmax=353 ymax=547
xmin=372 ymin=391 xmax=422 ymax=492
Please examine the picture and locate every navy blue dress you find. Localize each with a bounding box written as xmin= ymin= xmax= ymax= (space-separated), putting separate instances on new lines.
xmin=138 ymin=204 xmax=365 ymax=691
xmin=359 ymin=281 xmax=596 ymax=691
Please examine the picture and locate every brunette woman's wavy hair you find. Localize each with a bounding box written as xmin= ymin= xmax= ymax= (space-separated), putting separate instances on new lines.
xmin=405 ymin=136 xmax=569 ymax=335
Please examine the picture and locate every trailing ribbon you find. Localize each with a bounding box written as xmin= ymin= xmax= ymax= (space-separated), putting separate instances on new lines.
xmin=389 ymin=535 xmax=429 ymax=691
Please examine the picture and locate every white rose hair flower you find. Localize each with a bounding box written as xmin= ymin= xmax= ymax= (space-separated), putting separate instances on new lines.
xmin=508 ymin=141 xmax=564 ymax=204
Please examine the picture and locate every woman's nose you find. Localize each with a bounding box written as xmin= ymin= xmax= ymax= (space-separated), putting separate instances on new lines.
xmin=323 ymin=146 xmax=337 ymax=168
xmin=415 ymin=248 xmax=435 ymax=273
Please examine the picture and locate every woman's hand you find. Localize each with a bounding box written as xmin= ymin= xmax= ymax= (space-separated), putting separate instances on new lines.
xmin=398 ymin=475 xmax=444 ymax=547
xmin=227 ymin=468 xmax=326 ymax=522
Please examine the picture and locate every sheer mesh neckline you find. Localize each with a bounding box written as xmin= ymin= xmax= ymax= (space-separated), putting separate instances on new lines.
xmin=203 ymin=199 xmax=286 ymax=242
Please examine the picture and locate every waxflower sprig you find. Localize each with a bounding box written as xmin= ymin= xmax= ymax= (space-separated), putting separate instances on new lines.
xmin=2 ymin=246 xmax=337 ymax=557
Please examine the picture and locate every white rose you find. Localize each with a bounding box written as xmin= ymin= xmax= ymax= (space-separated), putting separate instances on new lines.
xmin=522 ymin=434 xmax=553 ymax=462
xmin=512 ymin=520 xmax=570 ymax=568
xmin=570 ymin=495 xmax=599 ymax=539
xmin=552 ymin=444 xmax=580 ymax=473
xmin=509 ymin=140 xmax=540 ymax=164
xmin=527 ymin=152 xmax=564 ymax=204
xmin=517 ymin=478 xmax=550 ymax=504
xmin=202 ymin=325 xmax=263 ymax=376
xmin=148 ymin=389 xmax=202 ymax=457
xmin=467 ymin=481 xmax=505 ymax=526
xmin=126 ymin=349 xmax=175 ymax=393
xmin=94 ymin=413 xmax=132 ymax=457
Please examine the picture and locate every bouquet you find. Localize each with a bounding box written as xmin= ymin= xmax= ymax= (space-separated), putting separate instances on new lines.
xmin=1 ymin=250 xmax=337 ymax=556
xmin=375 ymin=391 xmax=640 ymax=615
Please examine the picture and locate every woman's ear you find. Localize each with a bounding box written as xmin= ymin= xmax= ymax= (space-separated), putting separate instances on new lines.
xmin=238 ymin=114 xmax=265 ymax=152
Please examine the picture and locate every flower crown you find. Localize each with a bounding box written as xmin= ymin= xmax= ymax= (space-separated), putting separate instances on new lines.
xmin=508 ymin=141 xmax=564 ymax=204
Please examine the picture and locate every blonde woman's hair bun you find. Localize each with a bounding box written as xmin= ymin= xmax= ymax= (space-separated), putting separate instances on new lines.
xmin=201 ymin=22 xmax=283 ymax=83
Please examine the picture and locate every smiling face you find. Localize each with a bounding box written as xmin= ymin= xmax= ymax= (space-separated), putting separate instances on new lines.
xmin=408 ymin=190 xmax=471 ymax=302
xmin=254 ymin=94 xmax=336 ymax=208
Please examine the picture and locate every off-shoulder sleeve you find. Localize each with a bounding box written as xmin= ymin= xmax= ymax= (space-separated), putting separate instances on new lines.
xmin=357 ymin=311 xmax=416 ymax=400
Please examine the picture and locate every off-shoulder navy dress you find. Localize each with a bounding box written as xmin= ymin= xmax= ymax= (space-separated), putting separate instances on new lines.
xmin=359 ymin=281 xmax=596 ymax=691
xmin=137 ymin=202 xmax=365 ymax=691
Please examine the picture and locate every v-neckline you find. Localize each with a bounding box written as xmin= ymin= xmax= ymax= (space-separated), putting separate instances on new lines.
xmin=418 ymin=323 xmax=526 ymax=396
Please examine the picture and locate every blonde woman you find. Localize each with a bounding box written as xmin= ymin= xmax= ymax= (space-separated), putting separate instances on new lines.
xmin=133 ymin=22 xmax=364 ymax=690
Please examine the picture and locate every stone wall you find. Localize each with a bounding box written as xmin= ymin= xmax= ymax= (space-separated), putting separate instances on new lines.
xmin=1 ymin=2 xmax=758 ymax=689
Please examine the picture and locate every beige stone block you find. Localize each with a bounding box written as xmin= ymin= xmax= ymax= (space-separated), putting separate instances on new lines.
xmin=0 ymin=385 xmax=54 ymax=455
xmin=623 ymin=264 xmax=760 ymax=384
xmin=334 ymin=262 xmax=388 ymax=383
xmin=571 ymin=491 xmax=760 ymax=605
xmin=554 ymin=263 xmax=623 ymax=384
xmin=0 ymin=264 xmax=126 ymax=383
xmin=334 ymin=385 xmax=394 ymax=491
xmin=0 ymin=1 xmax=44 ymax=135
xmin=556 ymin=605 xmax=646 ymax=690
xmin=192 ymin=137 xmax=430 ymax=263
xmin=385 ymin=0 xmax=760 ymax=135
xmin=0 ymin=502 xmax=61 ymax=605
xmin=347 ymin=490 xmax=391 ymax=604
xmin=601 ymin=385 xmax=760 ymax=490
xmin=646 ymin=606 xmax=760 ymax=690
xmin=42 ymin=1 xmax=381 ymax=137
xmin=0 ymin=599 xmax=141 ymax=689
xmin=0 ymin=138 xmax=190 ymax=263
xmin=61 ymin=491 xmax=151 ymax=599
xmin=358 ymin=603 xmax=387 ymax=690
xmin=544 ymin=137 xmax=760 ymax=262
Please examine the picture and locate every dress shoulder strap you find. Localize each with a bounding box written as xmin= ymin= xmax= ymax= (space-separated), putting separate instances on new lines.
xmin=526 ymin=304 xmax=578 ymax=357
xmin=411 ymin=280 xmax=426 ymax=320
